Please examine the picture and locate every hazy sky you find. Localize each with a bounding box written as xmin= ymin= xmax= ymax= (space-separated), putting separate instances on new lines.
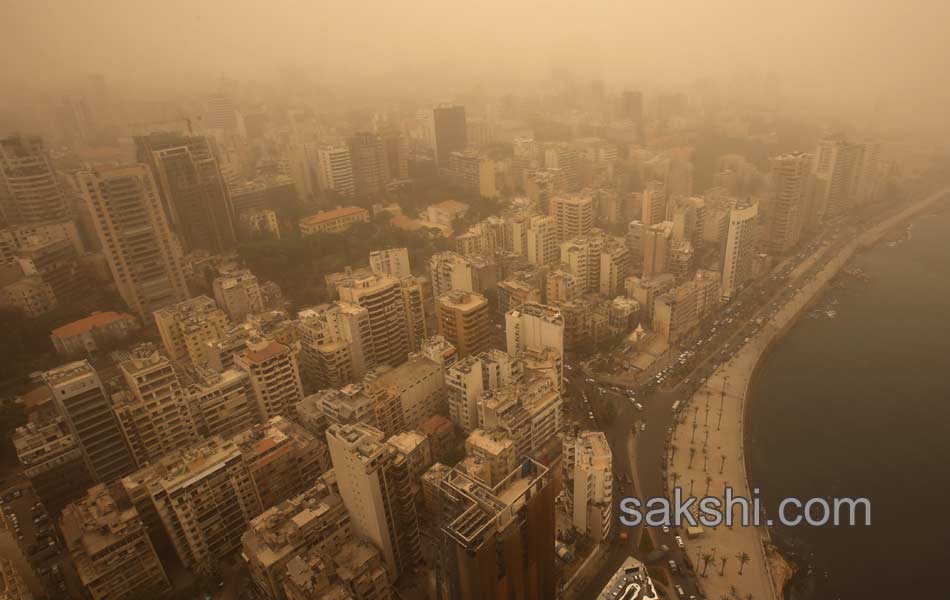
xmin=3 ymin=1 xmax=949 ymax=134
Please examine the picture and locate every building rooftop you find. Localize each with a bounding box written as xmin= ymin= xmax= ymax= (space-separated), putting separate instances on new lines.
xmin=299 ymin=206 xmax=368 ymax=226
xmin=596 ymin=556 xmax=659 ymax=600
xmin=50 ymin=311 xmax=135 ymax=339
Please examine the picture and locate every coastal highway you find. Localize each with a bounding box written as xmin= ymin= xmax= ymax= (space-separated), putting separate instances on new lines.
xmin=567 ymin=190 xmax=946 ymax=598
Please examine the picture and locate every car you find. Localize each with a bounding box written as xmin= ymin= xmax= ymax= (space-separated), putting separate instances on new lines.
xmin=675 ymin=585 xmax=686 ymax=598
xmin=635 ymin=402 xmax=644 ymax=411
xmin=588 ymin=412 xmax=595 ymax=420
xmin=668 ymin=559 xmax=679 ymax=573
xmin=662 ymin=525 xmax=670 ymax=534
xmin=639 ymin=423 xmax=646 ymax=432
xmin=565 ymin=365 xmax=572 ymax=371
xmin=674 ymin=535 xmax=685 ymax=548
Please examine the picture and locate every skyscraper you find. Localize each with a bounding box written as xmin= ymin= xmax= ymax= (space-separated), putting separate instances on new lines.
xmin=135 ymin=132 xmax=236 ymax=252
xmin=550 ymin=193 xmax=594 ymax=241
xmin=432 ymin=104 xmax=467 ymax=170
xmin=316 ymin=144 xmax=355 ymax=197
xmin=348 ymin=131 xmax=389 ymax=198
xmin=0 ymin=134 xmax=69 ymax=225
xmin=435 ymin=291 xmax=491 ymax=358
xmin=326 ymin=422 xmax=422 ymax=581
xmin=768 ymin=152 xmax=813 ymax=254
xmin=115 ymin=346 xmax=198 ymax=467
xmin=78 ymin=164 xmax=189 ymax=319
xmin=720 ymin=200 xmax=758 ymax=299
xmin=234 ymin=338 xmax=305 ymax=421
xmin=43 ymin=361 xmax=135 ymax=483
xmin=337 ymin=272 xmax=411 ymax=369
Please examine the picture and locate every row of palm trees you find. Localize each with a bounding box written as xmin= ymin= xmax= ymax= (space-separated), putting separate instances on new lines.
xmin=698 ymin=550 xmax=751 ymax=577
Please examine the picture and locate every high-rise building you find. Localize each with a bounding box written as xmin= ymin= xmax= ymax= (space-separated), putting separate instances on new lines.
xmin=60 ymin=484 xmax=170 ymax=600
xmin=115 ymin=345 xmax=198 ymax=467
xmin=337 ymin=273 xmax=411 ymax=369
xmin=768 ymin=152 xmax=813 ymax=254
xmin=325 ymin=423 xmax=422 ymax=580
xmin=642 ymin=221 xmax=674 ymax=278
xmin=212 ymin=269 xmax=263 ymax=321
xmin=296 ymin=302 xmax=373 ymax=390
xmin=234 ymin=338 xmax=305 ymax=420
xmin=0 ymin=134 xmax=69 ymax=225
xmin=478 ymin=375 xmax=561 ymax=459
xmin=525 ymin=215 xmax=559 ymax=266
xmin=445 ymin=350 xmax=523 ymax=433
xmin=428 ymin=458 xmax=555 ymax=600
xmin=154 ymin=295 xmax=232 ymax=368
xmin=13 ymin=414 xmax=94 ymax=514
xmin=120 ymin=437 xmax=262 ymax=570
xmin=505 ymin=302 xmax=565 ymax=369
xmin=316 ymin=144 xmax=355 ymax=197
xmin=641 ymin=180 xmax=668 ymax=227
xmin=43 ymin=361 xmax=135 ymax=483
xmin=544 ymin=143 xmax=580 ymax=192
xmin=428 ymin=251 xmax=497 ymax=297
xmin=464 ymin=429 xmax=517 ymax=487
xmin=369 ymin=247 xmax=411 ymax=279
xmin=599 ymin=236 xmax=631 ymax=296
xmin=432 ymin=105 xmax=467 ymax=170
xmin=563 ymin=431 xmax=612 ymax=541
xmin=348 ymin=132 xmax=389 ymax=199
xmin=550 ymin=194 xmax=593 ymax=241
xmin=435 ymin=290 xmax=490 ymax=358
xmin=135 ymin=132 xmax=236 ymax=252
xmin=720 ymin=200 xmax=758 ymax=299
xmin=560 ymin=234 xmax=604 ymax=294
xmin=398 ymin=276 xmax=428 ymax=352
xmin=231 ymin=416 xmax=330 ymax=511
xmin=186 ymin=367 xmax=258 ymax=438
xmin=241 ymin=475 xmax=350 ymax=600
xmin=78 ymin=164 xmax=189 ymax=319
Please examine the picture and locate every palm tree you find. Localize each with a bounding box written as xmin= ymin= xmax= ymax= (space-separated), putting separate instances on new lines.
xmin=671 ymin=471 xmax=681 ymax=492
xmin=688 ymin=447 xmax=696 ymax=468
xmin=688 ymin=478 xmax=695 ymax=496
xmin=691 ymin=422 xmax=698 ymax=443
xmin=702 ymin=448 xmax=709 ymax=472
xmin=736 ymin=551 xmax=751 ymax=575
xmin=729 ymin=584 xmax=739 ymax=598
xmin=704 ymin=475 xmax=713 ymax=496
xmin=719 ymin=556 xmax=729 ymax=576
xmin=700 ymin=552 xmax=715 ymax=577
xmin=720 ymin=454 xmax=727 ymax=474
xmin=670 ymin=444 xmax=678 ymax=466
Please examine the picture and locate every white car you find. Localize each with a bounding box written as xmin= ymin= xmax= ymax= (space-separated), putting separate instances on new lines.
xmin=635 ymin=402 xmax=644 ymax=412
xmin=674 ymin=535 xmax=685 ymax=548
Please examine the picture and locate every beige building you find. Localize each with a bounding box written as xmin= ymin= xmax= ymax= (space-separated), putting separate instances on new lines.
xmin=445 ymin=350 xmax=523 ymax=433
xmin=234 ymin=339 xmax=305 ymax=420
xmin=78 ymin=164 xmax=189 ymax=319
xmin=282 ymin=539 xmax=391 ymax=600
xmin=368 ymin=247 xmax=411 ymax=279
xmin=213 ymin=269 xmax=264 ymax=321
xmin=242 ymin=474 xmax=351 ymax=600
xmin=50 ymin=311 xmax=138 ymax=356
xmin=0 ymin=134 xmax=69 ymax=224
xmin=464 ymin=429 xmax=516 ymax=486
xmin=154 ymin=295 xmax=231 ymax=368
xmin=231 ymin=416 xmax=330 ymax=512
xmin=337 ymin=273 xmax=411 ymax=369
xmin=478 ymin=375 xmax=561 ymax=459
xmin=187 ymin=367 xmax=258 ymax=438
xmin=60 ymin=484 xmax=169 ymax=600
xmin=560 ymin=234 xmax=604 ymax=294
xmin=119 ymin=436 xmax=262 ymax=570
xmin=525 ymin=214 xmax=559 ymax=266
xmin=326 ymin=423 xmax=422 ymax=581
xmin=297 ymin=302 xmax=372 ymax=390
xmin=115 ymin=345 xmax=198 ymax=467
xmin=435 ymin=290 xmax=490 ymax=358
xmin=563 ymin=431 xmax=612 ymax=541
xmin=550 ymin=193 xmax=593 ymax=241
xmin=720 ymin=200 xmax=758 ymax=299
xmin=299 ymin=206 xmax=369 ymax=236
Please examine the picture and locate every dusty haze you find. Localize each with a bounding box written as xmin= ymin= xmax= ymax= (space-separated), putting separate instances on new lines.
xmin=2 ymin=0 xmax=949 ymax=141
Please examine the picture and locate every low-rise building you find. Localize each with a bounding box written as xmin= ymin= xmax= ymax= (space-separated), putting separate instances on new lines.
xmin=50 ymin=311 xmax=138 ymax=356
xmin=299 ymin=207 xmax=369 ymax=236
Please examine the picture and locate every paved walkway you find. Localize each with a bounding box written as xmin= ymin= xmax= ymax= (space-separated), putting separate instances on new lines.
xmin=667 ymin=187 xmax=949 ymax=600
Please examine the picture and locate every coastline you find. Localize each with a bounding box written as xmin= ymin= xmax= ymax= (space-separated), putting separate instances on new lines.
xmin=668 ymin=185 xmax=950 ymax=600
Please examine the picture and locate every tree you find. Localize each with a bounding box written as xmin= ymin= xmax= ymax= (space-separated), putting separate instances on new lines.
xmin=720 ymin=454 xmax=727 ymax=474
xmin=736 ymin=551 xmax=751 ymax=575
xmin=671 ymin=472 xmax=681 ymax=493
xmin=670 ymin=444 xmax=678 ymax=466
xmin=688 ymin=447 xmax=696 ymax=468
xmin=719 ymin=556 xmax=729 ymax=576
xmin=704 ymin=475 xmax=713 ymax=496
xmin=700 ymin=552 xmax=715 ymax=577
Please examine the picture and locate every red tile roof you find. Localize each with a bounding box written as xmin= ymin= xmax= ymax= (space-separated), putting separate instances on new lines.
xmin=50 ymin=312 xmax=135 ymax=339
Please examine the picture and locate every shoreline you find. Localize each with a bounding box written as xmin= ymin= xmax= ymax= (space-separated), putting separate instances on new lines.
xmin=737 ymin=187 xmax=950 ymax=598
xmin=666 ymin=185 xmax=950 ymax=600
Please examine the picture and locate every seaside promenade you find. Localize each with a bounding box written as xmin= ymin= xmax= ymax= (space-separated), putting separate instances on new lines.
xmin=668 ymin=187 xmax=949 ymax=600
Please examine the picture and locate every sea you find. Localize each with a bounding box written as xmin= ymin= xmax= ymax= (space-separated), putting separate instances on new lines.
xmin=747 ymin=196 xmax=950 ymax=599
